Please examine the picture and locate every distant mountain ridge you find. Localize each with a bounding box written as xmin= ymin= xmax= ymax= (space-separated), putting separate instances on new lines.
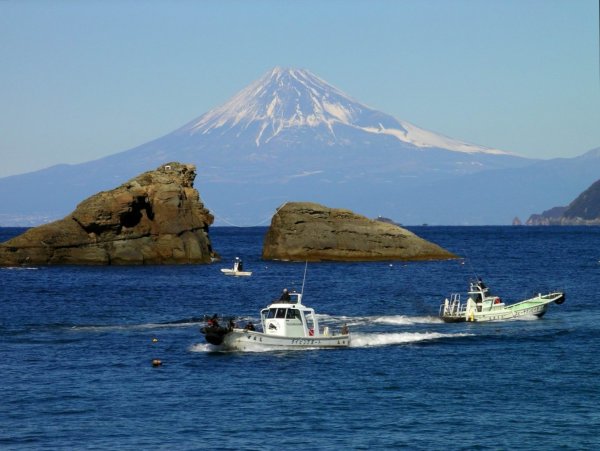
xmin=0 ymin=67 xmax=599 ymax=226
xmin=526 ymin=178 xmax=600 ymax=225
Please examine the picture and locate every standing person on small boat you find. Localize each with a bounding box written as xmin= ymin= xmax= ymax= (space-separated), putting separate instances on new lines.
xmin=220 ymin=257 xmax=252 ymax=276
xmin=234 ymin=257 xmax=243 ymax=272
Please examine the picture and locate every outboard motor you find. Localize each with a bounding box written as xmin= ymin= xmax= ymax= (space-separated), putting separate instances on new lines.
xmin=201 ymin=316 xmax=231 ymax=345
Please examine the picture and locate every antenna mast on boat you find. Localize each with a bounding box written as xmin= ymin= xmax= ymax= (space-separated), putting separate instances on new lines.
xmin=301 ymin=261 xmax=308 ymax=295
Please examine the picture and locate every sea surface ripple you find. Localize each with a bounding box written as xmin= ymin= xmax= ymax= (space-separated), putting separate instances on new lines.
xmin=1 ymin=226 xmax=599 ymax=450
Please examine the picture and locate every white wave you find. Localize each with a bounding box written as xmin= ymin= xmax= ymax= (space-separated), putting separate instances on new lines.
xmin=1 ymin=267 xmax=39 ymax=270
xmin=190 ymin=332 xmax=472 ymax=353
xmin=511 ymin=315 xmax=542 ymax=322
xmin=189 ymin=342 xmax=317 ymax=354
xmin=372 ymin=315 xmax=444 ymax=325
xmin=349 ymin=331 xmax=472 ymax=348
xmin=189 ymin=343 xmax=215 ymax=353
xmin=321 ymin=313 xmax=443 ymax=326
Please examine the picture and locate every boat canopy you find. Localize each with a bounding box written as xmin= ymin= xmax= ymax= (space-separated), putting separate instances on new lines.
xmin=260 ymin=292 xmax=319 ymax=337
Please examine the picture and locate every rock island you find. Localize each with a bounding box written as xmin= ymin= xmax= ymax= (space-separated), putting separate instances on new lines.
xmin=262 ymin=202 xmax=456 ymax=262
xmin=0 ymin=163 xmax=216 ymax=265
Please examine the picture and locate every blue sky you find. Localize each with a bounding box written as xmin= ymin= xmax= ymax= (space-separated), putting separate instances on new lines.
xmin=1 ymin=0 xmax=599 ymax=178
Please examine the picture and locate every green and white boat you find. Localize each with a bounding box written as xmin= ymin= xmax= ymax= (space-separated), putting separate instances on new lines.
xmin=440 ymin=279 xmax=565 ymax=323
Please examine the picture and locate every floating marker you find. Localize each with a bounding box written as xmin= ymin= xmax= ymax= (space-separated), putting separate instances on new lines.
xmin=152 ymin=359 xmax=162 ymax=367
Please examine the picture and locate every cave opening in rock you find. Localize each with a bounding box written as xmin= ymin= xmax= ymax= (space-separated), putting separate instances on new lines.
xmin=120 ymin=197 xmax=154 ymax=228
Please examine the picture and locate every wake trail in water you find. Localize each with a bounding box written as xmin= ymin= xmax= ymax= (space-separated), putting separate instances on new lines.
xmin=189 ymin=343 xmax=215 ymax=353
xmin=318 ymin=313 xmax=443 ymax=326
xmin=349 ymin=331 xmax=472 ymax=348
xmin=371 ymin=315 xmax=443 ymax=325
xmin=189 ymin=331 xmax=473 ymax=353
xmin=1 ymin=267 xmax=39 ymax=270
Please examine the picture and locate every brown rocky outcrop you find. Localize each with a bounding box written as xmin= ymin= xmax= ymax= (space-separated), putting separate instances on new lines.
xmin=262 ymin=202 xmax=457 ymax=262
xmin=526 ymin=178 xmax=600 ymax=225
xmin=0 ymin=162 xmax=217 ymax=265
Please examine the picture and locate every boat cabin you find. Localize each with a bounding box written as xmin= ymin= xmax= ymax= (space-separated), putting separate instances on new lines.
xmin=468 ymin=279 xmax=504 ymax=312
xmin=260 ymin=292 xmax=322 ymax=338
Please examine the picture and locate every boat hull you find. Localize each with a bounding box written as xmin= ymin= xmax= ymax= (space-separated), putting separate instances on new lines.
xmin=214 ymin=329 xmax=351 ymax=351
xmin=220 ymin=269 xmax=252 ymax=277
xmin=201 ymin=325 xmax=231 ymax=345
xmin=440 ymin=292 xmax=564 ymax=323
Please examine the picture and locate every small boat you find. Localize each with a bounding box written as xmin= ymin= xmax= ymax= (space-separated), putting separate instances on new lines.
xmin=201 ymin=291 xmax=350 ymax=351
xmin=440 ymin=278 xmax=565 ymax=323
xmin=220 ymin=257 xmax=252 ymax=277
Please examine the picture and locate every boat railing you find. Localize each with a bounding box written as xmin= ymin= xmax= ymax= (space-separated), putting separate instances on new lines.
xmin=440 ymin=293 xmax=467 ymax=317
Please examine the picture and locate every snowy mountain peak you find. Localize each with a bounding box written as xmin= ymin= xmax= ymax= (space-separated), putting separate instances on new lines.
xmin=183 ymin=66 xmax=366 ymax=145
xmin=182 ymin=67 xmax=508 ymax=155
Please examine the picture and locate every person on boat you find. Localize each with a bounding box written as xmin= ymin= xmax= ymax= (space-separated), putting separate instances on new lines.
xmin=244 ymin=321 xmax=255 ymax=331
xmin=341 ymin=323 xmax=349 ymax=335
xmin=228 ymin=318 xmax=235 ymax=331
xmin=477 ymin=277 xmax=487 ymax=290
xmin=472 ymin=278 xmax=486 ymax=306
xmin=279 ymin=288 xmax=291 ymax=301
xmin=233 ymin=257 xmax=242 ymax=272
xmin=208 ymin=314 xmax=219 ymax=328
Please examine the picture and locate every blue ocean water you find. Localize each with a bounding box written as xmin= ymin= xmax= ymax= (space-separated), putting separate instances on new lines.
xmin=1 ymin=226 xmax=599 ymax=450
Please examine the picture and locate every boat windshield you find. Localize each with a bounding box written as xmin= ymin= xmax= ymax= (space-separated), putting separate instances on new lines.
xmin=266 ymin=308 xmax=299 ymax=319
xmin=286 ymin=309 xmax=302 ymax=320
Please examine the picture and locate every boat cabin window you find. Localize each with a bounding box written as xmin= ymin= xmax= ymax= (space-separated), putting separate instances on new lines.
xmin=267 ymin=308 xmax=287 ymax=318
xmin=266 ymin=307 xmax=303 ymax=320
xmin=276 ymin=309 xmax=287 ymax=318
xmin=286 ymin=309 xmax=302 ymax=320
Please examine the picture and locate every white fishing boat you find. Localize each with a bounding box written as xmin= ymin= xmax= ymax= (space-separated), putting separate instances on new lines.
xmin=220 ymin=257 xmax=252 ymax=277
xmin=201 ymin=291 xmax=350 ymax=351
xmin=440 ymin=278 xmax=565 ymax=323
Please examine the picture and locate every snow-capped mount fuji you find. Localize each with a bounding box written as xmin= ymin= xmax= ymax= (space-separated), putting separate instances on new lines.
xmin=2 ymin=67 xmax=599 ymax=226
xmin=180 ymin=66 xmax=506 ymax=154
xmin=104 ymin=66 xmax=529 ymax=194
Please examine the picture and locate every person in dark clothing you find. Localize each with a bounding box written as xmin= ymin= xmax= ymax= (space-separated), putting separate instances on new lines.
xmin=279 ymin=288 xmax=291 ymax=301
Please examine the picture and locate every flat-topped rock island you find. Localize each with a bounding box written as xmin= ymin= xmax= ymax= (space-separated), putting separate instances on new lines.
xmin=262 ymin=202 xmax=456 ymax=262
